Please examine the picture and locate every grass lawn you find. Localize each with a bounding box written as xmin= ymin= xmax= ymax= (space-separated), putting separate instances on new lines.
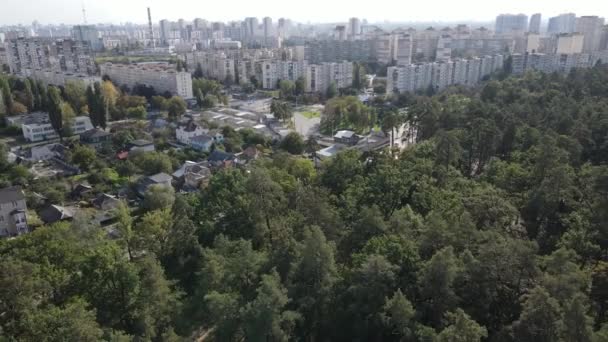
xmin=300 ymin=111 xmax=321 ymax=119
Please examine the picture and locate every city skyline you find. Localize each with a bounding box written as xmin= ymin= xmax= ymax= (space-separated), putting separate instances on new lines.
xmin=1 ymin=0 xmax=607 ymax=26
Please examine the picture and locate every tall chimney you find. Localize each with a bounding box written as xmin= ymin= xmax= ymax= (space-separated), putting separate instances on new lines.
xmin=147 ymin=7 xmax=155 ymax=48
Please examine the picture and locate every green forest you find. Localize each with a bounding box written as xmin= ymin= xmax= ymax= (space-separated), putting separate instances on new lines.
xmin=2 ymin=65 xmax=608 ymax=341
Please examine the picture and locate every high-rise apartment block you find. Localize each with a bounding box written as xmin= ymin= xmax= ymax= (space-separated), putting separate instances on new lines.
xmin=511 ymin=50 xmax=608 ymax=74
xmin=387 ymin=55 xmax=504 ymax=94
xmin=576 ymin=16 xmax=605 ymax=52
xmin=349 ymin=18 xmax=361 ymax=40
xmin=72 ymin=25 xmax=102 ymax=51
xmin=394 ymin=34 xmax=413 ymax=66
xmin=555 ymin=33 xmax=584 ymax=54
xmin=99 ymin=62 xmax=193 ymax=98
xmin=5 ymin=37 xmax=95 ymax=76
xmin=528 ymin=14 xmax=542 ymax=34
xmin=495 ymin=14 xmax=528 ymax=34
xmin=547 ymin=13 xmax=577 ymax=34
xmin=304 ymin=61 xmax=353 ymax=93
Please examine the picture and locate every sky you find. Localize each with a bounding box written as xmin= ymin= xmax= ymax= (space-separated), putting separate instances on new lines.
xmin=1 ymin=0 xmax=607 ymax=26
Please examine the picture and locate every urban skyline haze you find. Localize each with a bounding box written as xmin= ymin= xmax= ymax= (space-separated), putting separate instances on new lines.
xmin=1 ymin=0 xmax=607 ymax=25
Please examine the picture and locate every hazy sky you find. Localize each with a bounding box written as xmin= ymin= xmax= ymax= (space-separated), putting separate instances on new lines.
xmin=2 ymin=0 xmax=607 ymax=25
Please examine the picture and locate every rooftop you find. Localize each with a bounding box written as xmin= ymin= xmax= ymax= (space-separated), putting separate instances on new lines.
xmin=147 ymin=172 xmax=173 ymax=184
xmin=129 ymin=139 xmax=153 ymax=146
xmin=334 ymin=130 xmax=356 ymax=139
xmin=0 ymin=186 xmax=25 ymax=203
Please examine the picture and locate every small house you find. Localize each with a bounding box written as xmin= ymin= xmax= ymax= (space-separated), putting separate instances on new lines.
xmin=190 ymin=135 xmax=214 ymax=152
xmin=207 ymin=150 xmax=237 ymax=169
xmin=80 ymin=128 xmax=112 ymax=149
xmin=333 ymin=130 xmax=360 ymax=145
xmin=91 ymin=193 xmax=121 ymax=211
xmin=176 ymin=120 xmax=208 ymax=145
xmin=39 ymin=205 xmax=74 ymax=224
xmin=137 ymin=172 xmax=173 ymax=197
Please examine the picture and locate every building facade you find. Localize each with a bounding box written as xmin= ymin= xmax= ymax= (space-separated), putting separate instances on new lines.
xmin=19 ymin=113 xmax=94 ymax=142
xmin=387 ymin=55 xmax=504 ymax=94
xmin=99 ymin=62 xmax=193 ymax=98
xmin=0 ymin=186 xmax=28 ymax=237
xmin=576 ymin=16 xmax=606 ymax=52
xmin=495 ymin=14 xmax=528 ymax=34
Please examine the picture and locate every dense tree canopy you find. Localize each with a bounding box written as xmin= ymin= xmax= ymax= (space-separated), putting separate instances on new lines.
xmin=2 ymin=66 xmax=608 ymax=341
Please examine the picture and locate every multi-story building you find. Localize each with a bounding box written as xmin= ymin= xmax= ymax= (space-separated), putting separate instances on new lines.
xmin=495 ymin=14 xmax=528 ymax=34
xmin=528 ymin=14 xmax=542 ymax=34
xmin=349 ymin=18 xmax=361 ymax=40
xmin=576 ymin=16 xmax=605 ymax=52
xmin=21 ymin=68 xmax=100 ymax=87
xmin=394 ymin=34 xmax=413 ymax=66
xmin=511 ymin=50 xmax=608 ymax=75
xmin=263 ymin=17 xmax=273 ymax=45
xmin=0 ymin=186 xmax=28 ymax=237
xmin=72 ymin=25 xmax=102 ymax=51
xmin=555 ymin=33 xmax=584 ymax=54
xmin=305 ymin=61 xmax=353 ymax=93
xmin=548 ymin=13 xmax=577 ymax=34
xmin=376 ymin=33 xmax=396 ymax=64
xmin=5 ymin=37 xmax=94 ymax=75
xmin=304 ymin=40 xmax=375 ymax=63
xmin=99 ymin=62 xmax=193 ymax=98
xmin=187 ymin=51 xmax=236 ymax=82
xmin=436 ymin=35 xmax=452 ymax=61
xmin=13 ymin=112 xmax=94 ymax=142
xmin=387 ymin=55 xmax=504 ymax=94
xmin=432 ymin=61 xmax=453 ymax=90
xmin=261 ymin=60 xmax=307 ymax=89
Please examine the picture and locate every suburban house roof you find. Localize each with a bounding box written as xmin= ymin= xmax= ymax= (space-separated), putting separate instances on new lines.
xmin=71 ymin=183 xmax=93 ymax=198
xmin=39 ymin=205 xmax=74 ymax=224
xmin=208 ymin=150 xmax=236 ymax=163
xmin=191 ymin=135 xmax=213 ymax=144
xmin=179 ymin=120 xmax=203 ymax=132
xmin=334 ymin=130 xmax=356 ymax=139
xmin=81 ymin=128 xmax=111 ymax=139
xmin=129 ymin=139 xmax=153 ymax=147
xmin=173 ymin=161 xmax=211 ymax=178
xmin=148 ymin=173 xmax=173 ymax=184
xmin=0 ymin=186 xmax=25 ymax=203
xmin=91 ymin=193 xmax=120 ymax=209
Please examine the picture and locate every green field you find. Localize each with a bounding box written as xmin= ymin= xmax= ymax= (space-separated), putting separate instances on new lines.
xmin=300 ymin=111 xmax=321 ymax=119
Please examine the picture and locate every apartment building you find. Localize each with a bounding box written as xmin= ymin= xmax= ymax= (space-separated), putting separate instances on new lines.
xmin=0 ymin=186 xmax=29 ymax=237
xmin=511 ymin=51 xmax=608 ymax=75
xmin=555 ymin=33 xmax=584 ymax=54
xmin=5 ymin=37 xmax=94 ymax=75
xmin=495 ymin=14 xmax=528 ymax=34
xmin=304 ymin=40 xmax=375 ymax=63
xmin=548 ymin=13 xmax=577 ymax=34
xmin=387 ymin=55 xmax=504 ymax=94
xmin=305 ymin=61 xmax=353 ymax=93
xmin=436 ymin=35 xmax=452 ymax=62
xmin=99 ymin=62 xmax=193 ymax=98
xmin=394 ymin=34 xmax=413 ymax=66
xmin=261 ymin=60 xmax=307 ymax=89
xmin=576 ymin=16 xmax=605 ymax=52
xmin=21 ymin=68 xmax=100 ymax=87
xmin=529 ymin=14 xmax=542 ymax=34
